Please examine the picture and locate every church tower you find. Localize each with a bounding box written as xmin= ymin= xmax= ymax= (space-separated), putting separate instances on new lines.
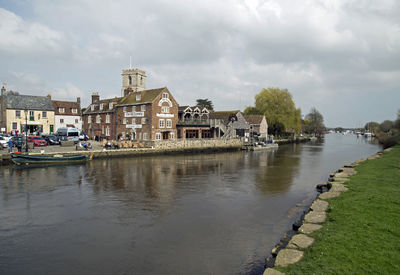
xmin=121 ymin=68 xmax=146 ymax=97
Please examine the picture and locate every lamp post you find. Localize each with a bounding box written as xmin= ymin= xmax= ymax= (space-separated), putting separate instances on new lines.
xmin=24 ymin=107 xmax=28 ymax=152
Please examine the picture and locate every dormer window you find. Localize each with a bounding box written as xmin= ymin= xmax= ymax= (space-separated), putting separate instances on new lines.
xmin=59 ymin=107 xmax=65 ymax=114
xmin=162 ymin=93 xmax=169 ymax=99
xmin=136 ymin=94 xmax=141 ymax=101
xmin=72 ymin=108 xmax=78 ymax=114
xmin=109 ymin=102 xmax=114 ymax=109
xmin=91 ymin=105 xmax=95 ymax=111
xmin=100 ymin=104 xmax=103 ymax=110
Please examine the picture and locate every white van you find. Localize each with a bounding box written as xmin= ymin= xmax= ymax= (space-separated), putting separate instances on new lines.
xmin=56 ymin=127 xmax=80 ymax=143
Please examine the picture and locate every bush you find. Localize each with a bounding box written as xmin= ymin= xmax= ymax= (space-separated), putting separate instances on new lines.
xmin=377 ymin=132 xmax=400 ymax=149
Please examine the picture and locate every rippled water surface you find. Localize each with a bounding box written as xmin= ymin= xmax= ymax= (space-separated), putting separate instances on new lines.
xmin=0 ymin=134 xmax=380 ymax=274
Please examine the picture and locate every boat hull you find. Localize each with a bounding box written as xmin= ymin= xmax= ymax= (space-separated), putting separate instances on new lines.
xmin=11 ymin=153 xmax=93 ymax=165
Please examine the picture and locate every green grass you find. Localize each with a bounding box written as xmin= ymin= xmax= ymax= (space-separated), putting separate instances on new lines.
xmin=278 ymin=145 xmax=400 ymax=275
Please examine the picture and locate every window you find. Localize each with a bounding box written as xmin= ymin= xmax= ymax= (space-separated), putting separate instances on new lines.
xmin=59 ymin=107 xmax=65 ymax=113
xmin=106 ymin=114 xmax=110 ymax=123
xmin=170 ymin=132 xmax=174 ymax=139
xmin=15 ymin=110 xmax=21 ymax=118
xmin=109 ymin=103 xmax=114 ymax=109
xmin=42 ymin=111 xmax=47 ymax=118
xmin=100 ymin=104 xmax=103 ymax=111
xmin=161 ymin=106 xmax=169 ymax=113
xmin=162 ymin=92 xmax=169 ymax=99
xmin=123 ymin=106 xmax=127 ymax=112
xmin=129 ymin=75 xmax=132 ymax=85
xmin=132 ymin=118 xmax=136 ymax=124
xmin=141 ymin=118 xmax=146 ymax=124
xmin=102 ymin=126 xmax=104 ymax=135
xmin=29 ymin=111 xmax=34 ymax=121
xmin=141 ymin=105 xmax=146 ymax=111
xmin=132 ymin=106 xmax=136 ymax=112
xmin=72 ymin=108 xmax=77 ymax=114
xmin=12 ymin=122 xmax=17 ymax=130
xmin=166 ymin=119 xmax=172 ymax=128
xmin=96 ymin=115 xmax=101 ymax=123
xmin=123 ymin=118 xmax=127 ymax=124
xmin=91 ymin=105 xmax=95 ymax=111
xmin=156 ymin=133 xmax=161 ymax=140
xmin=136 ymin=94 xmax=141 ymax=101
xmin=143 ymin=133 xmax=148 ymax=140
xmin=75 ymin=119 xmax=78 ymax=123
xmin=88 ymin=116 xmax=92 ymax=124
xmin=60 ymin=119 xmax=64 ymax=123
xmin=159 ymin=119 xmax=165 ymax=128
xmin=140 ymin=76 xmax=143 ymax=85
xmin=106 ymin=126 xmax=110 ymax=136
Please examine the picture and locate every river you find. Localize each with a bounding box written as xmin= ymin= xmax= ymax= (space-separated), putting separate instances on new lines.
xmin=0 ymin=134 xmax=380 ymax=274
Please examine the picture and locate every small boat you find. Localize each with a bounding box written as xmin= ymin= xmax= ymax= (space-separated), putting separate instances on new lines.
xmin=11 ymin=153 xmax=93 ymax=165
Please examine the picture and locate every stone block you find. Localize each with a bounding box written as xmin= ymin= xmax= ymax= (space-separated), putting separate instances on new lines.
xmin=275 ymin=249 xmax=304 ymax=267
xmin=287 ymin=234 xmax=314 ymax=249
xmin=304 ymin=211 xmax=326 ymax=224
xmin=330 ymin=183 xmax=348 ymax=192
xmin=298 ymin=223 xmax=323 ymax=234
xmin=319 ymin=191 xmax=341 ymax=200
xmin=263 ymin=268 xmax=286 ymax=275
xmin=311 ymin=200 xmax=329 ymax=212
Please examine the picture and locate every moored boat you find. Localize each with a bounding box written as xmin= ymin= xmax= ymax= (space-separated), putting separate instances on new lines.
xmin=11 ymin=153 xmax=93 ymax=165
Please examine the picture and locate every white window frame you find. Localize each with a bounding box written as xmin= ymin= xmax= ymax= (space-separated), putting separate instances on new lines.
xmin=141 ymin=118 xmax=146 ymax=124
xmin=132 ymin=106 xmax=136 ymax=112
xmin=42 ymin=111 xmax=47 ymax=118
xmin=15 ymin=110 xmax=21 ymax=118
xmin=132 ymin=118 xmax=136 ymax=124
xmin=12 ymin=122 xmax=18 ymax=130
xmin=143 ymin=133 xmax=148 ymax=140
xmin=88 ymin=115 xmax=92 ymax=124
xmin=170 ymin=132 xmax=174 ymax=139
xmin=123 ymin=106 xmax=127 ymax=112
xmin=72 ymin=108 xmax=77 ymax=114
xmin=141 ymin=105 xmax=146 ymax=111
xmin=102 ymin=125 xmax=104 ymax=135
xmin=106 ymin=126 xmax=110 ymax=136
xmin=59 ymin=107 xmax=65 ymax=114
xmin=123 ymin=118 xmax=127 ymax=124
xmin=162 ymin=92 xmax=169 ymax=99
xmin=91 ymin=105 xmax=95 ymax=111
xmin=161 ymin=106 xmax=169 ymax=113
xmin=106 ymin=114 xmax=110 ymax=123
xmin=109 ymin=103 xmax=114 ymax=109
xmin=96 ymin=115 xmax=101 ymax=123
xmin=99 ymin=104 xmax=103 ymax=111
xmin=155 ymin=132 xmax=161 ymax=140
xmin=166 ymin=119 xmax=172 ymax=128
xmin=159 ymin=119 xmax=165 ymax=128
xmin=136 ymin=94 xmax=141 ymax=101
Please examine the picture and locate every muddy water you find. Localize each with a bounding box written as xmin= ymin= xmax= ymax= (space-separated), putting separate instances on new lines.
xmin=0 ymin=134 xmax=380 ymax=274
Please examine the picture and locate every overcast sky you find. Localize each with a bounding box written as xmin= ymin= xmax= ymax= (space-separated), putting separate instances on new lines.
xmin=0 ymin=0 xmax=399 ymax=127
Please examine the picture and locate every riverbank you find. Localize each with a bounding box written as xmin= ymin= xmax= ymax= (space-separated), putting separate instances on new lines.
xmin=264 ymin=145 xmax=400 ymax=274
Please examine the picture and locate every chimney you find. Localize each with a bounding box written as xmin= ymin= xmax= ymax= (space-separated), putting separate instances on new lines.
xmin=1 ymin=86 xmax=5 ymax=96
xmin=77 ymin=97 xmax=81 ymax=104
xmin=123 ymin=88 xmax=132 ymax=97
xmin=91 ymin=92 xmax=100 ymax=104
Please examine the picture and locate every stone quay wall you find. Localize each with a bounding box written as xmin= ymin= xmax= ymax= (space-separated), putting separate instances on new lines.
xmin=151 ymin=138 xmax=243 ymax=150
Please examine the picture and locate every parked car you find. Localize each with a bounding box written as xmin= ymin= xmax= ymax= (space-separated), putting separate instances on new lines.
xmin=44 ymin=135 xmax=61 ymax=145
xmin=0 ymin=137 xmax=8 ymax=149
xmin=0 ymin=134 xmax=11 ymax=142
xmin=27 ymin=136 xmax=47 ymax=146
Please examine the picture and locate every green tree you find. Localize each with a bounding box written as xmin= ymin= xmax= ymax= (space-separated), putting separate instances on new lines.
xmin=380 ymin=120 xmax=394 ymax=133
xmin=196 ymin=98 xmax=214 ymax=110
xmin=243 ymin=106 xmax=262 ymax=115
xmin=304 ymin=107 xmax=325 ymax=136
xmin=364 ymin=121 xmax=380 ymax=133
xmin=250 ymin=88 xmax=301 ymax=135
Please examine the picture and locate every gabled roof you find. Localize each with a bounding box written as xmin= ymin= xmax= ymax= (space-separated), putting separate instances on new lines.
xmin=120 ymin=87 xmax=167 ymax=105
xmin=52 ymin=100 xmax=81 ymax=115
xmin=244 ymin=115 xmax=265 ymax=125
xmin=4 ymin=94 xmax=54 ymax=111
xmin=209 ymin=110 xmax=240 ymax=120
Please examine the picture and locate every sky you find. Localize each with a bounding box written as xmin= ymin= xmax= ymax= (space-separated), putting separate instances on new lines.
xmin=0 ymin=0 xmax=399 ymax=128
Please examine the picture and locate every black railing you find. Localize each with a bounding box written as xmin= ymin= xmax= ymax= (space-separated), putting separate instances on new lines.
xmin=177 ymin=119 xmax=210 ymax=126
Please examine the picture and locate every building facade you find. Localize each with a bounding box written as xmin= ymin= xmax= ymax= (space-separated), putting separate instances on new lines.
xmin=209 ymin=111 xmax=250 ymax=139
xmin=82 ymin=69 xmax=178 ymax=141
xmin=51 ymin=96 xmax=82 ymax=131
xmin=176 ymin=106 xmax=212 ymax=139
xmin=244 ymin=115 xmax=268 ymax=139
xmin=0 ymin=87 xmax=55 ymax=134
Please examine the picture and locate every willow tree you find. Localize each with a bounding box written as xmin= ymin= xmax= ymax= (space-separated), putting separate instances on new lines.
xmin=244 ymin=87 xmax=302 ymax=135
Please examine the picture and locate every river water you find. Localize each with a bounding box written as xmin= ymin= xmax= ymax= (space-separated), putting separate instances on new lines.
xmin=0 ymin=134 xmax=380 ymax=275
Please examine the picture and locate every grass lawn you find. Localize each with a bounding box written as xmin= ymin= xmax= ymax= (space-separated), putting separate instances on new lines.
xmin=278 ymin=145 xmax=400 ymax=274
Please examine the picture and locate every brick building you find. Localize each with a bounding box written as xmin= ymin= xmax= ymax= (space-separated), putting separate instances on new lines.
xmin=82 ymin=68 xmax=178 ymax=140
xmin=176 ymin=106 xmax=212 ymax=139
xmin=51 ymin=96 xmax=82 ymax=131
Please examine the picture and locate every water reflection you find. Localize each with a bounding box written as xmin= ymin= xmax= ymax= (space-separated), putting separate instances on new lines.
xmin=0 ymin=134 xmax=380 ymax=275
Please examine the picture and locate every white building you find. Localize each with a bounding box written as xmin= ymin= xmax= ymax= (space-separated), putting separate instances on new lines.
xmin=51 ymin=96 xmax=82 ymax=131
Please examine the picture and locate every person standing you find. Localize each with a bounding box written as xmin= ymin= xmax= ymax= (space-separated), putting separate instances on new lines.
xmin=8 ymin=139 xmax=13 ymax=153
